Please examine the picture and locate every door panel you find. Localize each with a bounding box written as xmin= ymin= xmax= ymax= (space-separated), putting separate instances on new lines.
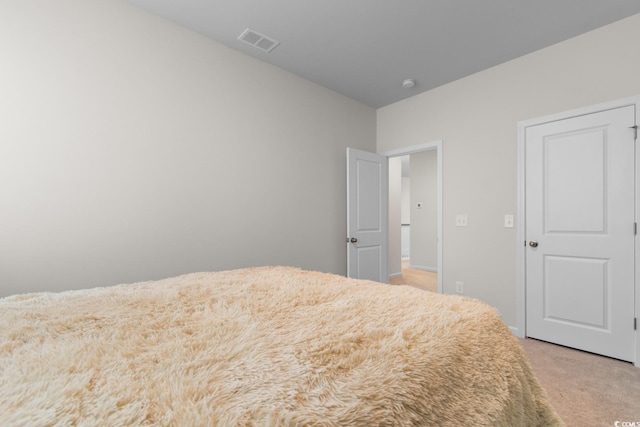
xmin=356 ymin=159 xmax=382 ymax=231
xmin=356 ymin=246 xmax=383 ymax=280
xmin=526 ymin=105 xmax=635 ymax=362
xmin=544 ymin=256 xmax=608 ymax=328
xmin=346 ymin=148 xmax=388 ymax=282
xmin=544 ymin=128 xmax=606 ymax=233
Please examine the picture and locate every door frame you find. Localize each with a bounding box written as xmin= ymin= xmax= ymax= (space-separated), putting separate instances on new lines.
xmin=382 ymin=140 xmax=443 ymax=293
xmin=516 ymin=96 xmax=639 ymax=366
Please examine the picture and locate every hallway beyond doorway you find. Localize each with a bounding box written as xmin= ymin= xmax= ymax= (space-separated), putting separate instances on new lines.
xmin=389 ymin=261 xmax=437 ymax=292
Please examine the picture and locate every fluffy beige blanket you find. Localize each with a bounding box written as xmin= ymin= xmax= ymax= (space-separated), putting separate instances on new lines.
xmin=0 ymin=267 xmax=562 ymax=426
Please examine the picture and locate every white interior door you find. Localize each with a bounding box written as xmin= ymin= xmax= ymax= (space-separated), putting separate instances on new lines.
xmin=525 ymin=105 xmax=636 ymax=362
xmin=346 ymin=148 xmax=388 ymax=282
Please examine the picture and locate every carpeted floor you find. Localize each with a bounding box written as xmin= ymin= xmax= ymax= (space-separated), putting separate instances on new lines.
xmin=520 ymin=338 xmax=640 ymax=427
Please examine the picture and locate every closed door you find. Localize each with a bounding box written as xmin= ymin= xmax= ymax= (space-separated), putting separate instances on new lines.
xmin=346 ymin=148 xmax=388 ymax=282
xmin=525 ymin=105 xmax=636 ymax=362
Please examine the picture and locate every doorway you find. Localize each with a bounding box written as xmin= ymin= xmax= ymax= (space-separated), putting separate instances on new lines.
xmin=383 ymin=141 xmax=442 ymax=293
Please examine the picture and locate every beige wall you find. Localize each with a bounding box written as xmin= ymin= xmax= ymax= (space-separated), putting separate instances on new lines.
xmin=0 ymin=0 xmax=376 ymax=297
xmin=377 ymin=13 xmax=640 ymax=328
xmin=401 ymin=176 xmax=411 ymax=225
xmin=409 ymin=150 xmax=437 ymax=271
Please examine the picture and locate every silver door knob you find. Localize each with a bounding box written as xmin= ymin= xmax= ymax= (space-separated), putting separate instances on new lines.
xmin=529 ymin=241 xmax=538 ymax=248
xmin=350 ymin=237 xmax=358 ymax=243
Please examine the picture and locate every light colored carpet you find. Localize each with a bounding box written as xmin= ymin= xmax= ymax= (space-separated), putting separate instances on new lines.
xmin=521 ymin=338 xmax=640 ymax=426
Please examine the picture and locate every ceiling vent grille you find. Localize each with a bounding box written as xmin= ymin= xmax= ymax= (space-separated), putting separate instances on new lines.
xmin=238 ymin=28 xmax=279 ymax=53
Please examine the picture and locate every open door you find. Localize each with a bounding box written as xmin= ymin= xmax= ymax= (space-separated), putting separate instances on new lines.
xmin=346 ymin=148 xmax=388 ymax=282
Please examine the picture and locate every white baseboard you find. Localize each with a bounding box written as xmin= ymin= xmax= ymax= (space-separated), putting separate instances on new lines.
xmin=409 ymin=265 xmax=438 ymax=273
xmin=388 ymin=272 xmax=402 ymax=279
xmin=509 ymin=326 xmax=524 ymax=338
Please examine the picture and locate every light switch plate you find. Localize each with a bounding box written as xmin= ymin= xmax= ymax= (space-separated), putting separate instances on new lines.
xmin=456 ymin=215 xmax=468 ymax=227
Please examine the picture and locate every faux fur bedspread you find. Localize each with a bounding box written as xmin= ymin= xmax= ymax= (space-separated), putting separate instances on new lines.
xmin=0 ymin=266 xmax=562 ymax=426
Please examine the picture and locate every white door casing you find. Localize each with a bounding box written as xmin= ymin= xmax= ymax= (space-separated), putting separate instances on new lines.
xmin=520 ymin=102 xmax=637 ymax=363
xmin=346 ymin=148 xmax=388 ymax=282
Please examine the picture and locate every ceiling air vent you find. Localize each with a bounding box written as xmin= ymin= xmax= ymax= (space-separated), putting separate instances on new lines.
xmin=238 ymin=28 xmax=280 ymax=53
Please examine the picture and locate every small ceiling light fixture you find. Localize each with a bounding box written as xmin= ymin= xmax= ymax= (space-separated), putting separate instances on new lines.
xmin=402 ymin=78 xmax=416 ymax=89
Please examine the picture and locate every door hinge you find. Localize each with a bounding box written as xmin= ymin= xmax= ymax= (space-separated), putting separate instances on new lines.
xmin=635 ymin=317 xmax=637 ymax=331
xmin=635 ymin=222 xmax=638 ymax=235
xmin=631 ymin=125 xmax=638 ymax=140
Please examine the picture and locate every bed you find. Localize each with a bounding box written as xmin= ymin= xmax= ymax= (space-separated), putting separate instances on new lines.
xmin=0 ymin=266 xmax=562 ymax=426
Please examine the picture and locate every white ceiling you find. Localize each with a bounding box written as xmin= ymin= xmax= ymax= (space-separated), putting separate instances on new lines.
xmin=123 ymin=0 xmax=640 ymax=108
